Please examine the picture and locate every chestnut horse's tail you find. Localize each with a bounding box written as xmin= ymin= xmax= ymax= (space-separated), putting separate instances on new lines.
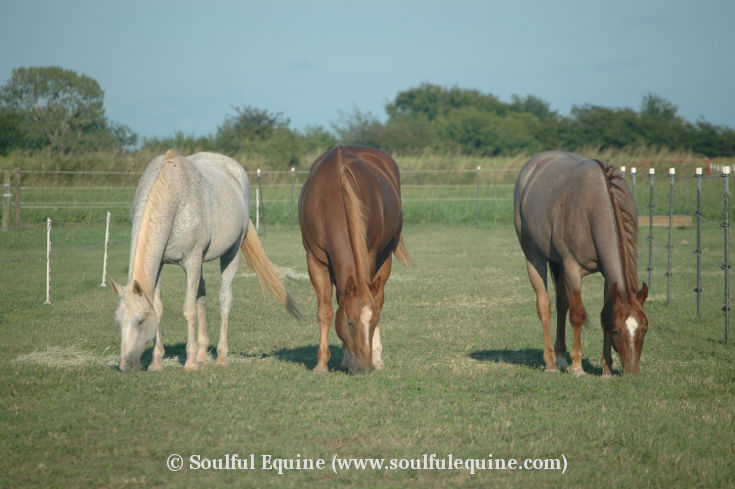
xmin=240 ymin=219 xmax=302 ymax=320
xmin=394 ymin=235 xmax=411 ymax=269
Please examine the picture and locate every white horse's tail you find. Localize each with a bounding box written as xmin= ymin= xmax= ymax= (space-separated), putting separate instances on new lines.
xmin=240 ymin=220 xmax=302 ymax=320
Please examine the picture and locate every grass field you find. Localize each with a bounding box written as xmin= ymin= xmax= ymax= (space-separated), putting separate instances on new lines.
xmin=1 ymin=221 xmax=733 ymax=488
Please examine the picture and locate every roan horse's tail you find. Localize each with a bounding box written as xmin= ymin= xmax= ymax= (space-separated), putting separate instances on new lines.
xmin=240 ymin=219 xmax=302 ymax=320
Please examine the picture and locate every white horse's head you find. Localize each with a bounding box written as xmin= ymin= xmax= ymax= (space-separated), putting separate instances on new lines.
xmin=110 ymin=279 xmax=157 ymax=372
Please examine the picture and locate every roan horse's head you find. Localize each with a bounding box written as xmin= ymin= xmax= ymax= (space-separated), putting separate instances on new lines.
xmin=110 ymin=279 xmax=157 ymax=372
xmin=604 ymin=282 xmax=649 ymax=374
xmin=335 ymin=276 xmax=381 ymax=374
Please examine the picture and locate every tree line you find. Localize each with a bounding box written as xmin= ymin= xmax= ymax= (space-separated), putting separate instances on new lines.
xmin=2 ymin=67 xmax=734 ymax=167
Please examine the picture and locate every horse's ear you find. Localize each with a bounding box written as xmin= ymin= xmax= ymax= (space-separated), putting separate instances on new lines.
xmin=345 ymin=276 xmax=357 ymax=297
xmin=610 ymin=282 xmax=621 ymax=305
xmin=369 ymin=276 xmax=382 ymax=295
xmin=638 ymin=283 xmax=649 ymax=303
xmin=132 ymin=280 xmax=144 ymax=297
xmin=110 ymin=279 xmax=122 ymax=296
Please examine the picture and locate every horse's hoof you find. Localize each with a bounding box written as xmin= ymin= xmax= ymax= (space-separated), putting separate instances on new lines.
xmin=544 ymin=368 xmax=560 ymax=374
xmin=184 ymin=362 xmax=199 ymax=372
xmin=571 ymin=369 xmax=586 ymax=377
xmin=312 ymin=365 xmax=328 ymax=375
xmin=215 ymin=357 xmax=229 ymax=368
xmin=148 ymin=362 xmax=163 ymax=372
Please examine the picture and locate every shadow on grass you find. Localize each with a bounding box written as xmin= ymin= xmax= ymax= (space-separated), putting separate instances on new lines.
xmin=469 ymin=348 xmax=604 ymax=375
xmin=274 ymin=344 xmax=346 ymax=373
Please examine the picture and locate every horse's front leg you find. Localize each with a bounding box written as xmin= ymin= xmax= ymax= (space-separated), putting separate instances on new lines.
xmin=370 ymin=256 xmax=392 ymax=370
xmin=601 ymin=331 xmax=614 ymax=377
xmin=196 ymin=275 xmax=208 ymax=365
xmin=306 ymin=252 xmax=333 ymax=374
xmin=149 ymin=280 xmax=165 ymax=371
xmin=182 ymin=258 xmax=204 ymax=372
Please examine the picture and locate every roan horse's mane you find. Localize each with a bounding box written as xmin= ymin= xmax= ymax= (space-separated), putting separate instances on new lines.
xmin=593 ymin=159 xmax=640 ymax=299
xmin=338 ymin=152 xmax=371 ymax=285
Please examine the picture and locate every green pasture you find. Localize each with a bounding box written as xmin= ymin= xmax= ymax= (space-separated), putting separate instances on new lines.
xmin=1 ymin=220 xmax=733 ymax=488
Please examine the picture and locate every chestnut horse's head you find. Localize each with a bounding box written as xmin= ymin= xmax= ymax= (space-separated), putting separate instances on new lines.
xmin=605 ymin=282 xmax=649 ymax=374
xmin=111 ymin=279 xmax=158 ymax=372
xmin=335 ymin=276 xmax=381 ymax=374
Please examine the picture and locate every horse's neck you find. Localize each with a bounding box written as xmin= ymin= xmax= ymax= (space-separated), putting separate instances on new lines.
xmin=593 ymin=207 xmax=634 ymax=300
xmin=128 ymin=177 xmax=177 ymax=295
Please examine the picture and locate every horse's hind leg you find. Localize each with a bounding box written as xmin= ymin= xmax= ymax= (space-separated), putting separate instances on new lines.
xmin=525 ymin=256 xmax=556 ymax=372
xmin=306 ymin=251 xmax=333 ymax=374
xmin=549 ymin=261 xmax=569 ymax=370
xmin=216 ymin=246 xmax=240 ymax=367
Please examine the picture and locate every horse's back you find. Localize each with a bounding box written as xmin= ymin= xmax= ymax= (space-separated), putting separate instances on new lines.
xmin=299 ymin=145 xmax=403 ymax=264
xmin=514 ymin=151 xmax=615 ymax=265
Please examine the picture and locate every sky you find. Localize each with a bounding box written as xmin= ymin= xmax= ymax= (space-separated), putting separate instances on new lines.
xmin=1 ymin=0 xmax=733 ymax=140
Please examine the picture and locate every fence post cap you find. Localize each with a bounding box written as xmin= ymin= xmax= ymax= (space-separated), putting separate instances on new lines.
xmin=723 ymin=166 xmax=731 ymax=175
xmin=696 ymin=167 xmax=703 ymax=175
xmin=476 ymin=166 xmax=481 ymax=171
xmin=621 ymin=166 xmax=626 ymax=172
xmin=669 ymin=168 xmax=676 ymax=175
xmin=257 ymin=168 xmax=261 ymax=176
xmin=649 ymin=168 xmax=656 ymax=175
xmin=291 ymin=167 xmax=295 ymax=172
xmin=631 ymin=167 xmax=637 ymax=174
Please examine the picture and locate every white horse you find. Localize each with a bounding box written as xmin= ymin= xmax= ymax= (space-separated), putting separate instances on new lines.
xmin=111 ymin=150 xmax=300 ymax=372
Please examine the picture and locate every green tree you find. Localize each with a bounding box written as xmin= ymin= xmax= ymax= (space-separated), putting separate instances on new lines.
xmin=0 ymin=66 xmax=111 ymax=152
xmin=216 ymin=105 xmax=290 ymax=154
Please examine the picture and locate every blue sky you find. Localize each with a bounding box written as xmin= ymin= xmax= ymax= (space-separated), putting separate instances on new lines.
xmin=1 ymin=0 xmax=733 ymax=140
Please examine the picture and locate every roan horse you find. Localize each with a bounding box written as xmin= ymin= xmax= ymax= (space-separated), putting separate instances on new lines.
xmin=111 ymin=150 xmax=300 ymax=372
xmin=514 ymin=151 xmax=649 ymax=375
xmin=299 ymin=145 xmax=410 ymax=374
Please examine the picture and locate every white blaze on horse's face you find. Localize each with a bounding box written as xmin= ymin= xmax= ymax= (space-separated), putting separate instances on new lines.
xmin=113 ymin=281 xmax=157 ymax=372
xmin=336 ymin=292 xmax=379 ymax=374
xmin=610 ymin=308 xmax=648 ymax=375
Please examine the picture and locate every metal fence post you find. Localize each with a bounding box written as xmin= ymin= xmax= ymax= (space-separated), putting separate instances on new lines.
xmin=475 ymin=166 xmax=481 ymax=228
xmin=695 ymin=167 xmax=702 ymax=321
xmin=291 ymin=167 xmax=295 ymax=230
xmin=648 ymin=168 xmax=655 ymax=291
xmin=45 ymin=217 xmax=52 ymax=305
xmin=257 ymin=168 xmax=265 ymax=234
xmin=667 ymin=168 xmax=675 ymax=306
xmin=101 ymin=211 xmax=111 ymax=287
xmin=723 ymin=166 xmax=730 ymax=343
xmin=631 ymin=167 xmax=637 ymax=205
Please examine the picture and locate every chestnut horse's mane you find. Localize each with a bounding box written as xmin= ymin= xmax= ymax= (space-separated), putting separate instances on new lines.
xmin=338 ymin=155 xmax=371 ymax=285
xmin=594 ymin=159 xmax=640 ymax=299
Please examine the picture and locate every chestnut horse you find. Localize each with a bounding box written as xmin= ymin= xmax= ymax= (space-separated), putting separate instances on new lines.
xmin=299 ymin=145 xmax=410 ymax=373
xmin=514 ymin=151 xmax=648 ymax=375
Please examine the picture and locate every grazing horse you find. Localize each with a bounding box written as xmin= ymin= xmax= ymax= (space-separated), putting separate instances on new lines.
xmin=111 ymin=150 xmax=300 ymax=372
xmin=299 ymin=145 xmax=410 ymax=374
xmin=513 ymin=151 xmax=648 ymax=375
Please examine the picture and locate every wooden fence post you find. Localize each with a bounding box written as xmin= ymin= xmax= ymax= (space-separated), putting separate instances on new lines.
xmin=13 ymin=168 xmax=21 ymax=226
xmin=2 ymin=170 xmax=9 ymax=230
